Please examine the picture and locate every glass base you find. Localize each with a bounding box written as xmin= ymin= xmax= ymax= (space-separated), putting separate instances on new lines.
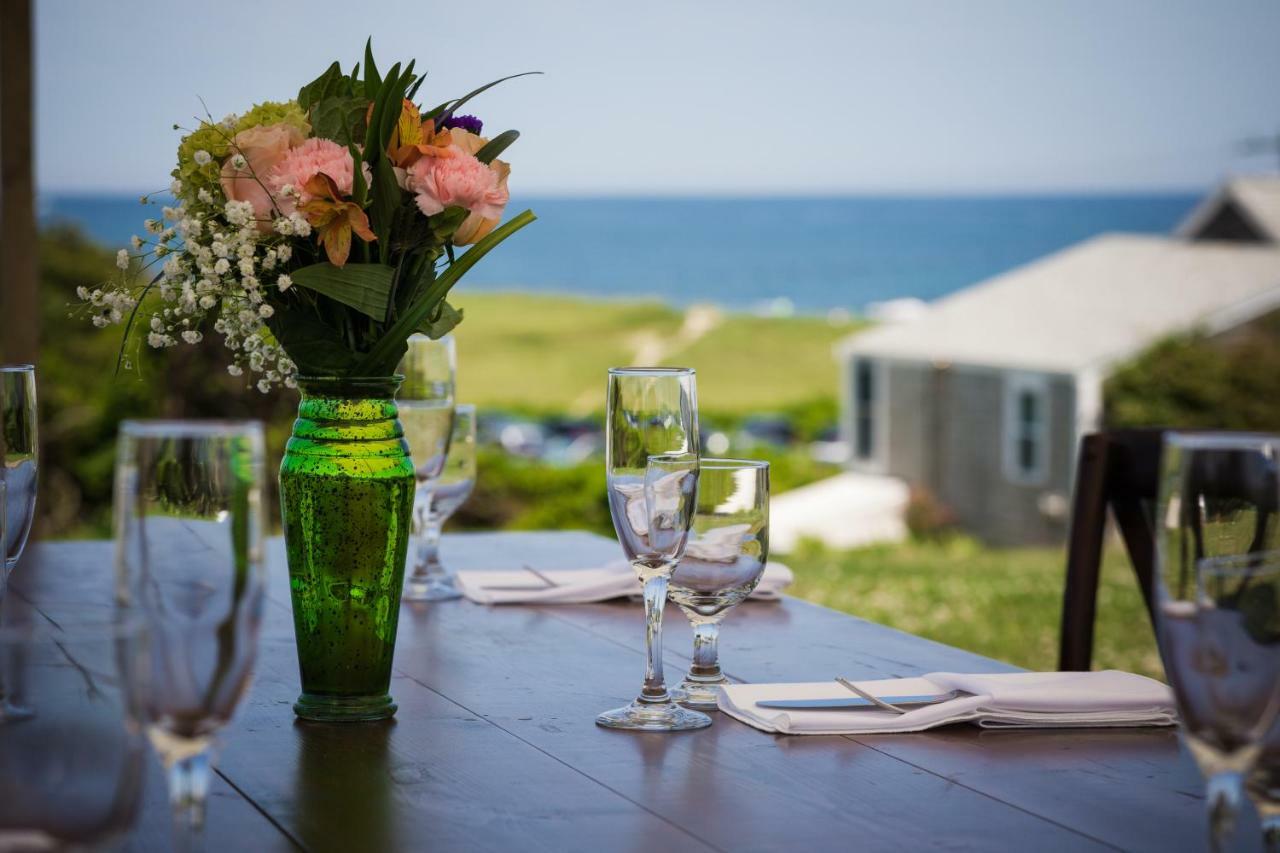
xmin=596 ymin=697 xmax=713 ymax=732
xmin=404 ymin=573 xmax=462 ymax=602
xmin=671 ymin=675 xmax=729 ymax=711
xmin=294 ymin=693 xmax=397 ymax=722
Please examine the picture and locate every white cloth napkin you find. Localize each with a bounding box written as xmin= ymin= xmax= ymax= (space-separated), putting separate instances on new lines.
xmin=718 ymin=670 xmax=1177 ymax=735
xmin=455 ymin=559 xmax=793 ymax=605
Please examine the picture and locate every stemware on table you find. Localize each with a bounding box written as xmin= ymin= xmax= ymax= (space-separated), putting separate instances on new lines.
xmin=670 ymin=458 xmax=770 ymax=711
xmin=597 ymin=367 xmax=708 ymax=732
xmin=415 ymin=403 xmax=477 ymax=591
xmin=114 ymin=419 xmax=267 ymax=843
xmin=0 ymin=606 xmax=150 ymax=849
xmin=1154 ymin=432 xmax=1280 ymax=851
xmin=1 ymin=364 xmax=37 ymax=589
xmin=398 ymin=333 xmax=459 ymax=601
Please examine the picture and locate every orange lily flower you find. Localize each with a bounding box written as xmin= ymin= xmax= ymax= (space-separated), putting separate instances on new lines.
xmin=298 ymin=173 xmax=376 ymax=268
xmin=371 ymin=98 xmax=456 ymax=168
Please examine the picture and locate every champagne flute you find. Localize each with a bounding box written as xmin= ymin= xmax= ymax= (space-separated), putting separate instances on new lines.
xmin=1154 ymin=433 xmax=1280 ymax=851
xmin=114 ymin=420 xmax=266 ymax=845
xmin=398 ymin=334 xmax=458 ymax=601
xmin=1 ymin=364 xmax=37 ymax=588
xmin=670 ymin=459 xmax=770 ymax=710
xmin=416 ymin=404 xmax=477 ymax=590
xmin=597 ymin=367 xmax=708 ymax=732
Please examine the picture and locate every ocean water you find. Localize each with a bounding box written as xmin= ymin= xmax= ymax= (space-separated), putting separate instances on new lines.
xmin=41 ymin=193 xmax=1199 ymax=312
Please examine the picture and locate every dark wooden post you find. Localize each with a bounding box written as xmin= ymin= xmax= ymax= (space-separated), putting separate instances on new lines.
xmin=1 ymin=0 xmax=40 ymax=364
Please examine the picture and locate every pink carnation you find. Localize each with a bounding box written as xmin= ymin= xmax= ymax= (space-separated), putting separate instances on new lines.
xmin=406 ymin=148 xmax=508 ymax=220
xmin=269 ymin=138 xmax=364 ymax=209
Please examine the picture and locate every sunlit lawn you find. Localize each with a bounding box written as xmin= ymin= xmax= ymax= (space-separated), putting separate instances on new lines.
xmin=450 ymin=292 xmax=857 ymax=415
xmin=783 ymin=537 xmax=1164 ymax=679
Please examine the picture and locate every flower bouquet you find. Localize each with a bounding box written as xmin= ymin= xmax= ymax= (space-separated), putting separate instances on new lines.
xmin=88 ymin=42 xmax=536 ymax=722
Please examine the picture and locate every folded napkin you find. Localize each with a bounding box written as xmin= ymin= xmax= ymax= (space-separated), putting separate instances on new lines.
xmin=719 ymin=670 xmax=1177 ymax=735
xmin=456 ymin=559 xmax=793 ymax=605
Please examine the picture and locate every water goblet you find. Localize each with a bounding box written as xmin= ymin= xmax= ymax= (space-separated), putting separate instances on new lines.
xmin=1 ymin=364 xmax=37 ymax=589
xmin=398 ymin=334 xmax=458 ymax=601
xmin=669 ymin=459 xmax=769 ymax=710
xmin=0 ymin=609 xmax=150 ymax=849
xmin=597 ymin=367 xmax=708 ymax=732
xmin=114 ymin=419 xmax=267 ymax=845
xmin=414 ymin=403 xmax=477 ymax=597
xmin=1154 ymin=432 xmax=1280 ymax=851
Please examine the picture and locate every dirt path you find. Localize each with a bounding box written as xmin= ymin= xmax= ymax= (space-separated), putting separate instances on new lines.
xmin=569 ymin=305 xmax=722 ymax=414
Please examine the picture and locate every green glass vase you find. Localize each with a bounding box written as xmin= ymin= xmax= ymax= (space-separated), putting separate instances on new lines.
xmin=279 ymin=376 xmax=415 ymax=722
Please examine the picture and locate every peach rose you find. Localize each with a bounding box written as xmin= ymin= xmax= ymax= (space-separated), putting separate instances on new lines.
xmin=220 ymin=123 xmax=306 ymax=231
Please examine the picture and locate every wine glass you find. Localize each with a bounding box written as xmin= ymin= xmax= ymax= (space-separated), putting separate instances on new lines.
xmin=114 ymin=419 xmax=266 ymax=845
xmin=415 ymin=403 xmax=477 ymax=594
xmin=398 ymin=334 xmax=458 ymax=601
xmin=1249 ymin=727 xmax=1280 ymax=852
xmin=597 ymin=367 xmax=708 ymax=732
xmin=670 ymin=459 xmax=770 ymax=710
xmin=1 ymin=364 xmax=37 ymax=588
xmin=1154 ymin=432 xmax=1280 ymax=851
xmin=0 ymin=607 xmax=150 ymax=849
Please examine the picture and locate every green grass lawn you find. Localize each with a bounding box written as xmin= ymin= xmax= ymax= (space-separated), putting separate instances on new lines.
xmin=783 ymin=537 xmax=1164 ymax=679
xmin=449 ymin=292 xmax=858 ymax=416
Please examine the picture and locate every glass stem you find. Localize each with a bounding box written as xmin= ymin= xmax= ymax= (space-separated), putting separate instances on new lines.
xmin=640 ymin=573 xmax=670 ymax=701
xmin=420 ymin=517 xmax=443 ymax=581
xmin=1206 ymin=770 xmax=1245 ymax=853
xmin=690 ymin=620 xmax=722 ymax=680
xmin=167 ymin=745 xmax=212 ymax=851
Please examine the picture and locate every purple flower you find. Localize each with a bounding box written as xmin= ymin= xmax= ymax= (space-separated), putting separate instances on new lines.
xmin=442 ymin=114 xmax=484 ymax=135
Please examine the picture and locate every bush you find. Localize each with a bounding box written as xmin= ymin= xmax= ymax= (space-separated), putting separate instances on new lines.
xmin=1105 ymin=313 xmax=1280 ymax=430
xmin=903 ymin=485 xmax=958 ymax=541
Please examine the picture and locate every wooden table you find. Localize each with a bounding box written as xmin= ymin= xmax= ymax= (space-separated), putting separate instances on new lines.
xmin=16 ymin=531 xmax=1207 ymax=852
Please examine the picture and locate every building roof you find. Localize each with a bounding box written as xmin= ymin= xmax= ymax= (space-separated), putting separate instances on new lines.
xmin=838 ymin=233 xmax=1280 ymax=374
xmin=1177 ymin=176 xmax=1280 ymax=242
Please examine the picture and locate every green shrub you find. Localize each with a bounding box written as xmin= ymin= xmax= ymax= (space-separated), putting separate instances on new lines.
xmin=1105 ymin=313 xmax=1280 ymax=430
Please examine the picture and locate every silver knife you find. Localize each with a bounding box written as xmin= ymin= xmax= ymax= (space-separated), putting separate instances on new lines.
xmin=756 ymin=691 xmax=964 ymax=711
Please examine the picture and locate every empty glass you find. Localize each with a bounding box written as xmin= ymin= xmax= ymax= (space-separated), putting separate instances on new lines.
xmin=1 ymin=364 xmax=37 ymax=587
xmin=1249 ymin=726 xmax=1280 ymax=852
xmin=597 ymin=367 xmax=707 ymax=732
xmin=670 ymin=459 xmax=770 ymax=710
xmin=0 ymin=611 xmax=150 ymax=849
xmin=1154 ymin=433 xmax=1280 ymax=851
xmin=114 ymin=420 xmax=267 ymax=844
xmin=412 ymin=403 xmax=477 ymax=599
xmin=398 ymin=334 xmax=458 ymax=601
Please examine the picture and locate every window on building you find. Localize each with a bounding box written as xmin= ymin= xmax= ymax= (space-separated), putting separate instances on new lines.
xmin=854 ymin=359 xmax=876 ymax=462
xmin=1004 ymin=373 xmax=1049 ymax=484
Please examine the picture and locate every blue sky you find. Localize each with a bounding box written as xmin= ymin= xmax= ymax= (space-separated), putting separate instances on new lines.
xmin=37 ymin=0 xmax=1280 ymax=195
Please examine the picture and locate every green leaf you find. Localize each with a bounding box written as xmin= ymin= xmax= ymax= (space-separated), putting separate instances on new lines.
xmin=348 ymin=143 xmax=368 ymax=205
xmin=369 ymin=156 xmax=402 ymax=261
xmin=417 ymin=300 xmax=463 ymax=339
xmin=298 ymin=61 xmax=352 ymax=112
xmin=264 ymin=311 xmax=362 ymax=375
xmin=364 ymin=62 xmax=401 ymax=165
xmin=290 ymin=262 xmax=395 ymax=321
xmin=363 ymin=38 xmax=382 ymax=95
xmin=356 ymin=208 xmax=537 ymax=374
xmin=310 ymin=95 xmax=369 ymax=146
xmin=475 ymin=130 xmax=519 ymax=164
xmin=424 ymin=72 xmax=542 ymax=124
xmin=406 ymin=72 xmax=427 ymax=101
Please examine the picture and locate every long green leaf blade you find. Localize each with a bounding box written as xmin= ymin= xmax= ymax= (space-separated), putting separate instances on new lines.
xmin=425 ymin=72 xmax=542 ymax=124
xmin=290 ymin=262 xmax=395 ymax=321
xmin=475 ymin=130 xmax=519 ymax=164
xmin=356 ymin=209 xmax=537 ymax=373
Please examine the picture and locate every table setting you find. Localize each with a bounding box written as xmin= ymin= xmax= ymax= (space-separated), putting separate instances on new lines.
xmin=0 ymin=38 xmax=1278 ymax=853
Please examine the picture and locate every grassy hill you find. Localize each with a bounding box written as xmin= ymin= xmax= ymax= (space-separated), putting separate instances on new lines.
xmin=449 ymin=292 xmax=858 ymax=417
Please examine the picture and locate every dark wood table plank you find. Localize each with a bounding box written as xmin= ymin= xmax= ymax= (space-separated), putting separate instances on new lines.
xmin=16 ymin=533 xmax=1210 ymax=852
